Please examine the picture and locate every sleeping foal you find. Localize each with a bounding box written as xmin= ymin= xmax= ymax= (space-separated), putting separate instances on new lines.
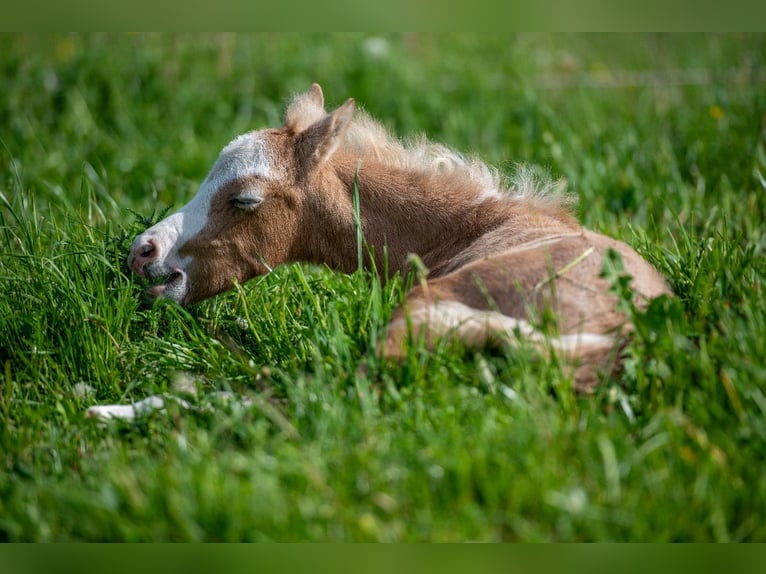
xmin=87 ymin=83 xmax=670 ymax=420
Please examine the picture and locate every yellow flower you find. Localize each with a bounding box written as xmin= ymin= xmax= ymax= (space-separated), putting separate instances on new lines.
xmin=54 ymin=36 xmax=78 ymax=63
xmin=709 ymin=104 xmax=725 ymax=120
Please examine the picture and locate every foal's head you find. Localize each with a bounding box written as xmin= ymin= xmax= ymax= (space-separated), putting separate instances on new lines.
xmin=128 ymin=84 xmax=354 ymax=305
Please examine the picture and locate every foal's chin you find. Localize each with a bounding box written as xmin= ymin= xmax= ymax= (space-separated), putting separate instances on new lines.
xmin=142 ymin=268 xmax=189 ymax=305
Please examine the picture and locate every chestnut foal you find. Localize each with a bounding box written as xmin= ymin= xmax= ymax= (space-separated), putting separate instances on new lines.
xmin=87 ymin=84 xmax=669 ymax=420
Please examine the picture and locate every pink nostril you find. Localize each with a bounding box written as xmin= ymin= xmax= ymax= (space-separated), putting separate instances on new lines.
xmin=129 ymin=239 xmax=158 ymax=276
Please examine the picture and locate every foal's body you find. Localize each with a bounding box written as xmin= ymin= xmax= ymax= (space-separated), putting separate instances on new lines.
xmin=312 ymin=152 xmax=668 ymax=388
xmin=88 ymin=84 xmax=669 ymax=419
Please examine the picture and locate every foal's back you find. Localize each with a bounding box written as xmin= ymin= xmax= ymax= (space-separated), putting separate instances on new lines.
xmin=381 ymin=201 xmax=671 ymax=390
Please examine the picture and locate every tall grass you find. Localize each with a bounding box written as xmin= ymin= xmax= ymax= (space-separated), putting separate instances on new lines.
xmin=1 ymin=33 xmax=765 ymax=541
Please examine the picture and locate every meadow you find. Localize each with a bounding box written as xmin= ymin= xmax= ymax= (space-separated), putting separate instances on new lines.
xmin=1 ymin=33 xmax=765 ymax=541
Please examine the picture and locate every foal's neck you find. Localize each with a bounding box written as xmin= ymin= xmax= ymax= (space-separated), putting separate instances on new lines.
xmin=308 ymin=154 xmax=578 ymax=278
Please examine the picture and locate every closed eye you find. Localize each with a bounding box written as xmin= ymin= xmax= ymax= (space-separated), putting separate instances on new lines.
xmin=230 ymin=195 xmax=263 ymax=209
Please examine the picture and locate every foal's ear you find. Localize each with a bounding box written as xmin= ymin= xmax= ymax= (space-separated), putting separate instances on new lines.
xmin=285 ymin=83 xmax=326 ymax=132
xmin=306 ymin=83 xmax=324 ymax=108
xmin=295 ymin=98 xmax=355 ymax=174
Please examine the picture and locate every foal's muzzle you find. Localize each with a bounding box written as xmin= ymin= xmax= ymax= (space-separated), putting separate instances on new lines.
xmin=128 ymin=236 xmax=189 ymax=304
xmin=128 ymin=238 xmax=158 ymax=277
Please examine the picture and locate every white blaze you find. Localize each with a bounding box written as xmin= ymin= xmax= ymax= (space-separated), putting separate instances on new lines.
xmin=135 ymin=132 xmax=271 ymax=269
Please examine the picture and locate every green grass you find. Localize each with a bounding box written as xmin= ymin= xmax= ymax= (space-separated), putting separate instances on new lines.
xmin=1 ymin=33 xmax=766 ymax=541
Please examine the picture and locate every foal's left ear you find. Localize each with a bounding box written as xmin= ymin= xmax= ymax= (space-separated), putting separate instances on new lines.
xmin=295 ymin=98 xmax=355 ymax=174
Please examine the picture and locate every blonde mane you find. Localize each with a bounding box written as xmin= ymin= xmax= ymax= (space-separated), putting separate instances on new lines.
xmin=341 ymin=109 xmax=574 ymax=210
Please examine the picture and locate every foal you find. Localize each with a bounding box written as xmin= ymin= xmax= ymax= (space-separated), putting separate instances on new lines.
xmin=88 ymin=84 xmax=669 ymax=419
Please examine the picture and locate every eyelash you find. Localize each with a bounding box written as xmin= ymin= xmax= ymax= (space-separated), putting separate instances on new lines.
xmin=230 ymin=196 xmax=263 ymax=208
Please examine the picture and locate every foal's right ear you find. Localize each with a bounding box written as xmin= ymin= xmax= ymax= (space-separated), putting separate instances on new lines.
xmin=285 ymin=83 xmax=326 ymax=133
xmin=294 ymin=97 xmax=355 ymax=175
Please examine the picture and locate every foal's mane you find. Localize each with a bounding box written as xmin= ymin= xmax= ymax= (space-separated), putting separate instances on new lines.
xmin=342 ymin=110 xmax=574 ymax=211
xmin=287 ymin=88 xmax=573 ymax=211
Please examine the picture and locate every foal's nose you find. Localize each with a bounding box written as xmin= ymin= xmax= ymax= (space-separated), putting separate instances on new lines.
xmin=128 ymin=238 xmax=158 ymax=276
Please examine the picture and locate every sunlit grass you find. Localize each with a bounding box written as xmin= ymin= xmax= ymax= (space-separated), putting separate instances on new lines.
xmin=1 ymin=33 xmax=765 ymax=541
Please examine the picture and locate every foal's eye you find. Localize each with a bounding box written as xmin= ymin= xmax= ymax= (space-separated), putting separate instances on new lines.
xmin=230 ymin=194 xmax=263 ymax=209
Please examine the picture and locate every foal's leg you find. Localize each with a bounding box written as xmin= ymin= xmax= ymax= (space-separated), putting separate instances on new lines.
xmin=380 ymin=245 xmax=629 ymax=390
xmin=381 ymin=294 xmax=619 ymax=390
